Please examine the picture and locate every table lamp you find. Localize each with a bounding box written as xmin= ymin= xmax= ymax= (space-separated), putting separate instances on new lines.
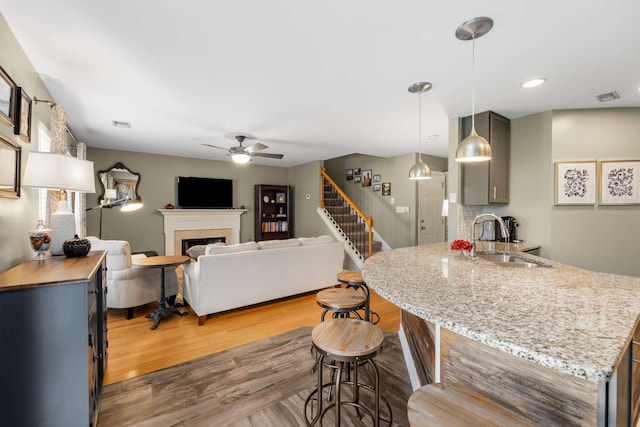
xmin=22 ymin=151 xmax=96 ymax=255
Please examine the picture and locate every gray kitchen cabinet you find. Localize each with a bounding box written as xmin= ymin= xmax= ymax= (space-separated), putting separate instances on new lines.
xmin=460 ymin=111 xmax=510 ymax=205
xmin=0 ymin=251 xmax=107 ymax=427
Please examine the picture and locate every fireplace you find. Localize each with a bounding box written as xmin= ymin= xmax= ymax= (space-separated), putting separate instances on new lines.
xmin=181 ymin=237 xmax=226 ymax=256
xmin=159 ymin=209 xmax=246 ymax=256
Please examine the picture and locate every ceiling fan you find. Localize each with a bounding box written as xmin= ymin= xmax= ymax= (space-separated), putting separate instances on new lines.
xmin=202 ymin=135 xmax=284 ymax=164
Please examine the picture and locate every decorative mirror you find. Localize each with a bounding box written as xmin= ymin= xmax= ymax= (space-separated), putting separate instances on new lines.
xmin=97 ymin=162 xmax=141 ymax=206
xmin=0 ymin=133 xmax=21 ymax=199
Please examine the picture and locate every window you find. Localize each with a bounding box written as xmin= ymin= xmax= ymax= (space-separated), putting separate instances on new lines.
xmin=36 ymin=122 xmax=51 ymax=223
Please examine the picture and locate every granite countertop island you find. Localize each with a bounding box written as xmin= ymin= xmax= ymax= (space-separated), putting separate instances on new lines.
xmin=362 ymin=242 xmax=640 ymax=425
xmin=362 ymin=242 xmax=640 ymax=381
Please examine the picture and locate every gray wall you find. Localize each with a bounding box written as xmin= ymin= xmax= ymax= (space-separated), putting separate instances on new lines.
xmin=449 ymin=108 xmax=640 ymax=276
xmin=0 ymin=14 xmax=56 ymax=272
xmin=287 ymin=160 xmax=330 ymax=238
xmin=86 ymin=148 xmax=289 ymax=254
xmin=550 ymin=108 xmax=639 ymax=275
xmin=324 ymin=152 xmax=447 ymax=249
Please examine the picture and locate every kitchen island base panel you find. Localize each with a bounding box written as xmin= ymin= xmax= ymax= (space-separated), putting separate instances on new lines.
xmin=402 ymin=310 xmax=599 ymax=426
xmin=408 ymin=382 xmax=537 ymax=427
xmin=441 ymin=327 xmax=598 ymax=426
xmin=401 ymin=310 xmax=436 ymax=386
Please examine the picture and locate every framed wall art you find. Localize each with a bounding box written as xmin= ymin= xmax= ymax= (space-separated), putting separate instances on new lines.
xmin=361 ymin=169 xmax=372 ymax=187
xmin=346 ymin=168 xmax=353 ymax=180
xmin=373 ymin=184 xmax=381 ymax=192
xmin=354 ymin=175 xmax=361 ymax=184
xmin=599 ymin=160 xmax=640 ymax=205
xmin=373 ymin=174 xmax=381 ymax=182
xmin=382 ymin=182 xmax=391 ymax=196
xmin=13 ymin=87 xmax=32 ymax=142
xmin=0 ymin=66 xmax=16 ymax=127
xmin=555 ymin=161 xmax=597 ymax=205
xmin=354 ymin=168 xmax=361 ymax=176
xmin=0 ymin=133 xmax=21 ymax=199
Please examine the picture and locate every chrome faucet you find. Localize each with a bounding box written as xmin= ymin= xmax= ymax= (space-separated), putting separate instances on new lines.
xmin=470 ymin=213 xmax=509 ymax=257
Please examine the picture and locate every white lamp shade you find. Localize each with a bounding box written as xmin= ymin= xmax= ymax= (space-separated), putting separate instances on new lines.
xmin=23 ymin=152 xmax=96 ymax=193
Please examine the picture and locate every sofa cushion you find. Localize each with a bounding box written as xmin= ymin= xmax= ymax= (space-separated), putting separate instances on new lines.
xmin=205 ymin=241 xmax=259 ymax=255
xmin=298 ymin=235 xmax=334 ymax=245
xmin=186 ymin=245 xmax=207 ymax=259
xmin=258 ymin=238 xmax=301 ymax=250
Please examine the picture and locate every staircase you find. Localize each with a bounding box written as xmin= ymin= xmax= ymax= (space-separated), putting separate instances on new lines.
xmin=320 ymin=168 xmax=385 ymax=267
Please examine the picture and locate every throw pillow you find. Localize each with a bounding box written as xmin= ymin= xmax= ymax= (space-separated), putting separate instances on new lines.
xmin=205 ymin=241 xmax=259 ymax=255
xmin=258 ymin=238 xmax=301 ymax=250
xmin=186 ymin=245 xmax=207 ymax=260
xmin=298 ymin=235 xmax=334 ymax=245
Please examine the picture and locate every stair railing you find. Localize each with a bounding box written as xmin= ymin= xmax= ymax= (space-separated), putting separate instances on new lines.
xmin=320 ymin=167 xmax=373 ymax=258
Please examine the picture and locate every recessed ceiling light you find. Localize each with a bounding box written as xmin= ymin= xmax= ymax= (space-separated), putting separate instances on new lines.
xmin=521 ymin=78 xmax=547 ymax=89
xmin=112 ymin=120 xmax=131 ymax=128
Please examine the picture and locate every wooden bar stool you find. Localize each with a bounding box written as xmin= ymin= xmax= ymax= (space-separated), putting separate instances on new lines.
xmin=337 ymin=270 xmax=379 ymax=323
xmin=316 ymin=287 xmax=367 ymax=321
xmin=304 ymin=318 xmax=392 ymax=426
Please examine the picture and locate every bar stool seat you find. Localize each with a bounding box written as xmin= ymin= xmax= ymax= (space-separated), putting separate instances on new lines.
xmin=316 ymin=288 xmax=367 ymax=321
xmin=337 ymin=270 xmax=379 ymax=323
xmin=304 ymin=318 xmax=392 ymax=426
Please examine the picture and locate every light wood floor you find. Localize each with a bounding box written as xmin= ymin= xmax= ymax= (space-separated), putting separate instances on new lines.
xmin=104 ymin=287 xmax=401 ymax=385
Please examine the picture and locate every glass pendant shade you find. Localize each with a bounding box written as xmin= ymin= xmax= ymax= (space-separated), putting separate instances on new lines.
xmin=455 ymin=126 xmax=491 ymax=162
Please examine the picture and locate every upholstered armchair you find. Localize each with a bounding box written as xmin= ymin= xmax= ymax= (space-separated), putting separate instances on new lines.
xmin=87 ymin=237 xmax=178 ymax=319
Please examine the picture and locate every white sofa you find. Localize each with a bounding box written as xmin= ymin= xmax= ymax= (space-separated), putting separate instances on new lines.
xmin=182 ymin=236 xmax=345 ymax=325
xmin=87 ymin=236 xmax=179 ymax=318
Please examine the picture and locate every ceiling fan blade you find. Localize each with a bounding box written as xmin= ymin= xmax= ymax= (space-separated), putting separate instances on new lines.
xmin=246 ymin=142 xmax=269 ymax=153
xmin=252 ymin=152 xmax=284 ymax=159
xmin=202 ymin=143 xmax=231 ymax=152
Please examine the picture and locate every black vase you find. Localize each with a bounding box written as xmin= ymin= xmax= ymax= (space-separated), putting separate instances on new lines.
xmin=63 ymin=235 xmax=91 ymax=258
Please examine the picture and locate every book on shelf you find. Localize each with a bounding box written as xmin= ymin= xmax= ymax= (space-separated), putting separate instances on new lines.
xmin=262 ymin=221 xmax=288 ymax=232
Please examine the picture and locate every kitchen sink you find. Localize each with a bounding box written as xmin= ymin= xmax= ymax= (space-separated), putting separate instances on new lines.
xmin=478 ymin=253 xmax=552 ymax=268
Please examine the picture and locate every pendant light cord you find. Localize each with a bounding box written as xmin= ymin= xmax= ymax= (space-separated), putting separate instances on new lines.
xmin=418 ymin=90 xmax=423 ymax=158
xmin=471 ymin=33 xmax=476 ymax=130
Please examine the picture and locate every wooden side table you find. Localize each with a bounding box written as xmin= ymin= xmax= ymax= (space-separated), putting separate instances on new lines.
xmin=133 ymin=255 xmax=190 ymax=330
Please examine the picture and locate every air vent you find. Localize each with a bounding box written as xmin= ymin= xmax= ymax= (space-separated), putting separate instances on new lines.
xmin=595 ymin=91 xmax=620 ymax=102
xmin=112 ymin=120 xmax=131 ymax=128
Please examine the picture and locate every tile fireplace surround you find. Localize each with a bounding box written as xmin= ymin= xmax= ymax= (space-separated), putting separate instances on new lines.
xmin=158 ymin=209 xmax=247 ymax=256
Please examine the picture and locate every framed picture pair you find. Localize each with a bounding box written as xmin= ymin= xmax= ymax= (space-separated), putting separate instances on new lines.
xmin=555 ymin=160 xmax=640 ymax=205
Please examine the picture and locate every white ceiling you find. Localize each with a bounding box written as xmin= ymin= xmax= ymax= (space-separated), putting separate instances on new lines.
xmin=2 ymin=1 xmax=639 ymax=167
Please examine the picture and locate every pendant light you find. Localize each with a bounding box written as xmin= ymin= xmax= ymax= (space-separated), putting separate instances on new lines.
xmin=455 ymin=17 xmax=493 ymax=163
xmin=408 ymin=82 xmax=432 ymax=180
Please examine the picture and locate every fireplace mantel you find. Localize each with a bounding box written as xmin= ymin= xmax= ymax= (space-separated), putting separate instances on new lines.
xmin=158 ymin=209 xmax=247 ymax=255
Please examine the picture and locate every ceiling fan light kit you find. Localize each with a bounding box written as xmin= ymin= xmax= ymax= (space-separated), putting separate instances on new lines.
xmin=408 ymin=82 xmax=432 ymax=180
xmin=455 ymin=16 xmax=493 ymax=163
xmin=203 ymin=134 xmax=284 ymax=164
xmin=231 ymin=153 xmax=251 ymax=164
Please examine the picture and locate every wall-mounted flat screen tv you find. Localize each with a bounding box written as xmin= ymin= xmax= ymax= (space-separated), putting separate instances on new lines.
xmin=177 ymin=176 xmax=233 ymax=208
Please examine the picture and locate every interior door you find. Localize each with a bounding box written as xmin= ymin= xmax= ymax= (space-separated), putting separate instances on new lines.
xmin=419 ymin=171 xmax=445 ymax=245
